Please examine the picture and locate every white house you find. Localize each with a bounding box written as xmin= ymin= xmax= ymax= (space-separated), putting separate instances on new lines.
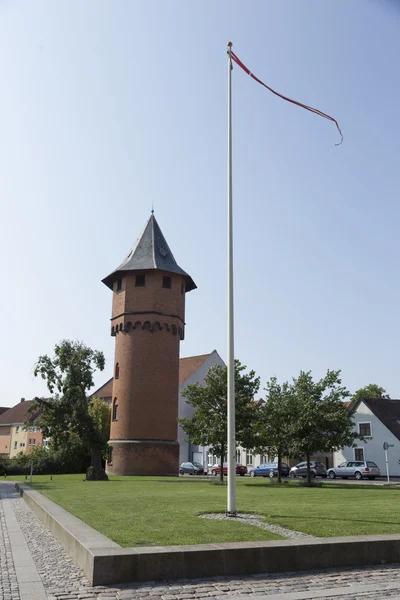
xmin=178 ymin=350 xmax=225 ymax=464
xmin=178 ymin=355 xmax=271 ymax=471
xmin=334 ymin=397 xmax=400 ymax=476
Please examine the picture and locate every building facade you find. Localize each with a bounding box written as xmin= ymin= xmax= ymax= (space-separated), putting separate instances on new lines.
xmin=0 ymin=399 xmax=45 ymax=457
xmin=102 ymin=213 xmax=196 ymax=476
xmin=334 ymin=397 xmax=400 ymax=477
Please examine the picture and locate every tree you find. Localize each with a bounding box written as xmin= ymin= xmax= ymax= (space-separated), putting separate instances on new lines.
xmin=89 ymin=397 xmax=111 ymax=461
xmin=290 ymin=370 xmax=360 ymax=485
xmin=254 ymin=377 xmax=295 ymax=483
xmin=179 ymin=360 xmax=260 ymax=482
xmin=31 ymin=339 xmax=107 ymax=480
xmin=352 ymin=384 xmax=389 ymax=404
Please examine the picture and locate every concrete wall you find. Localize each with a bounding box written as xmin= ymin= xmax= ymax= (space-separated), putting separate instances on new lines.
xmin=178 ymin=351 xmax=225 ymax=464
xmin=334 ymin=401 xmax=400 ymax=476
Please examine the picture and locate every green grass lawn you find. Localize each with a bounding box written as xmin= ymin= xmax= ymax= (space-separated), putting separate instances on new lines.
xmin=11 ymin=474 xmax=400 ymax=547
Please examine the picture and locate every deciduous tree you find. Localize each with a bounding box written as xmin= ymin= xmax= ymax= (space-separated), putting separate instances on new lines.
xmin=179 ymin=360 xmax=260 ymax=482
xmin=254 ymin=377 xmax=295 ymax=483
xmin=291 ymin=370 xmax=359 ymax=485
xmin=352 ymin=384 xmax=389 ymax=404
xmin=30 ymin=340 xmax=107 ymax=480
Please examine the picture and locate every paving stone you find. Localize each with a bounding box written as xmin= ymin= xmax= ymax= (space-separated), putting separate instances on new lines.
xmin=5 ymin=481 xmax=400 ymax=600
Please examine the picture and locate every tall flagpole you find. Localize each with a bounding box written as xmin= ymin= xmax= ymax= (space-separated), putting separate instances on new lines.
xmin=227 ymin=41 xmax=236 ymax=516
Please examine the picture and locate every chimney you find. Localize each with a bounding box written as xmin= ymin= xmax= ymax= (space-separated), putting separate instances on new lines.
xmin=20 ymin=397 xmax=25 ymax=403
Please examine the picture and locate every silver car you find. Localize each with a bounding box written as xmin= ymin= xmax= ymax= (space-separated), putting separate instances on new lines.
xmin=327 ymin=460 xmax=380 ymax=480
xmin=289 ymin=461 xmax=327 ymax=478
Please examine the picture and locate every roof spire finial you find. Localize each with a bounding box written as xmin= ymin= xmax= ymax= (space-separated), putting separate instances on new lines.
xmin=151 ymin=202 xmax=154 ymax=215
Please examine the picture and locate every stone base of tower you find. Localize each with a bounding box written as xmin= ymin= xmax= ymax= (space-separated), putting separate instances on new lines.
xmin=106 ymin=440 xmax=179 ymax=476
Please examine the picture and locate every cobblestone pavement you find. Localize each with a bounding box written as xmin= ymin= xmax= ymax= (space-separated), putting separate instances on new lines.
xmin=0 ymin=483 xmax=19 ymax=600
xmin=3 ymin=481 xmax=400 ymax=599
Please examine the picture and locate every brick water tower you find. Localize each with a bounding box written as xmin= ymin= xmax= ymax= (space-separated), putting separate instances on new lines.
xmin=102 ymin=213 xmax=196 ymax=475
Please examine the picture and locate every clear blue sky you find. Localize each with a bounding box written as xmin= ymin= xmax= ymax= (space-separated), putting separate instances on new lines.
xmin=1 ymin=0 xmax=399 ymax=406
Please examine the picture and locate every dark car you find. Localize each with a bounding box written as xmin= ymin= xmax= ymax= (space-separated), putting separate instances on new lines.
xmin=211 ymin=463 xmax=247 ymax=476
xmin=289 ymin=461 xmax=327 ymax=478
xmin=250 ymin=462 xmax=290 ymax=478
xmin=179 ymin=461 xmax=204 ymax=475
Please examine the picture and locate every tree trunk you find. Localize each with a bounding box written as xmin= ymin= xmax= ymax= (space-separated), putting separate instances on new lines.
xmin=220 ymin=445 xmax=224 ymax=483
xmin=306 ymin=454 xmax=311 ymax=486
xmin=86 ymin=446 xmax=108 ymax=481
xmin=277 ymin=451 xmax=282 ymax=484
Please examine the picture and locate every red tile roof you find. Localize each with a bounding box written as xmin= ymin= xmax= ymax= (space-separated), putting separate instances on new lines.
xmin=91 ymin=353 xmax=215 ymax=398
xmin=179 ymin=353 xmax=212 ymax=385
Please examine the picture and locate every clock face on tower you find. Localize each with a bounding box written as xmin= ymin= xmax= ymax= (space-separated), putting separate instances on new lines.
xmin=159 ymin=247 xmax=167 ymax=258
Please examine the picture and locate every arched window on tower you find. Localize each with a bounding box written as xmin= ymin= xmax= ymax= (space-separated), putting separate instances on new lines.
xmin=115 ymin=362 xmax=119 ymax=379
xmin=112 ymin=398 xmax=119 ymax=421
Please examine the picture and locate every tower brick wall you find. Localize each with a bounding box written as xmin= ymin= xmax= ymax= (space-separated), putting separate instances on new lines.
xmin=103 ymin=214 xmax=195 ymax=476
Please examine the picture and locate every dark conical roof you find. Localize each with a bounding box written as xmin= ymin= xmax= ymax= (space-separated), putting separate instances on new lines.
xmin=102 ymin=214 xmax=196 ymax=292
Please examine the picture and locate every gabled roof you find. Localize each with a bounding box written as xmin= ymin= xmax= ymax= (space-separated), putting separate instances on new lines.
xmin=179 ymin=353 xmax=213 ymax=385
xmin=90 ymin=377 xmax=113 ymax=399
xmin=91 ymin=352 xmax=218 ymax=396
xmin=102 ymin=214 xmax=196 ymax=292
xmin=0 ymin=400 xmax=38 ymax=426
xmin=353 ymin=397 xmax=400 ymax=441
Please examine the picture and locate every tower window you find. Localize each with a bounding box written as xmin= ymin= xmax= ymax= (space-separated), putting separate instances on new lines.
xmin=112 ymin=398 xmax=119 ymax=421
xmin=116 ymin=278 xmax=122 ymax=292
xmin=135 ymin=274 xmax=145 ymax=287
xmin=115 ymin=362 xmax=119 ymax=380
xmin=163 ymin=276 xmax=171 ymax=289
xmin=107 ymin=446 xmax=113 ymax=465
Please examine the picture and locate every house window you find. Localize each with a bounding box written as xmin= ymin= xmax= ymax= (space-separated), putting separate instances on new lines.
xmin=260 ymin=454 xmax=267 ymax=464
xmin=116 ymin=278 xmax=122 ymax=292
xmin=14 ymin=441 xmax=17 ymax=449
xmin=112 ymin=398 xmax=119 ymax=421
xmin=207 ymin=451 xmax=214 ymax=467
xmin=135 ymin=274 xmax=145 ymax=287
xmin=358 ymin=422 xmax=372 ymax=437
xmin=107 ymin=446 xmax=113 ymax=465
xmin=162 ymin=276 xmax=171 ymax=289
xmin=236 ymin=450 xmax=241 ymax=463
xmin=115 ymin=362 xmax=120 ymax=379
xmin=16 ymin=426 xmax=19 ymax=433
xmin=354 ymin=448 xmax=364 ymax=461
xmin=29 ymin=427 xmax=33 ymax=433
xmin=246 ymin=450 xmax=253 ymax=465
xmin=32 ymin=438 xmax=36 ymax=446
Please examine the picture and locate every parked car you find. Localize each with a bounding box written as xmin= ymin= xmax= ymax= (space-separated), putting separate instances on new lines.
xmin=211 ymin=463 xmax=247 ymax=476
xmin=327 ymin=460 xmax=380 ymax=480
xmin=250 ymin=462 xmax=290 ymax=478
xmin=179 ymin=461 xmax=205 ymax=475
xmin=289 ymin=461 xmax=327 ymax=478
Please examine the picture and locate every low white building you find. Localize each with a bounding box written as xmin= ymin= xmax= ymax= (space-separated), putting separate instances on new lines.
xmin=334 ymin=397 xmax=400 ymax=476
xmin=178 ymin=350 xmax=225 ymax=464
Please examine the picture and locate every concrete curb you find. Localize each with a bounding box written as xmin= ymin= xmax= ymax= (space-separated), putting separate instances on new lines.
xmin=15 ymin=482 xmax=400 ymax=586
xmin=14 ymin=482 xmax=119 ymax=583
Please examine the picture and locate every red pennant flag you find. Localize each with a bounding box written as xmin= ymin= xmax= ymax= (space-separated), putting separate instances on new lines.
xmin=231 ymin=50 xmax=343 ymax=145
